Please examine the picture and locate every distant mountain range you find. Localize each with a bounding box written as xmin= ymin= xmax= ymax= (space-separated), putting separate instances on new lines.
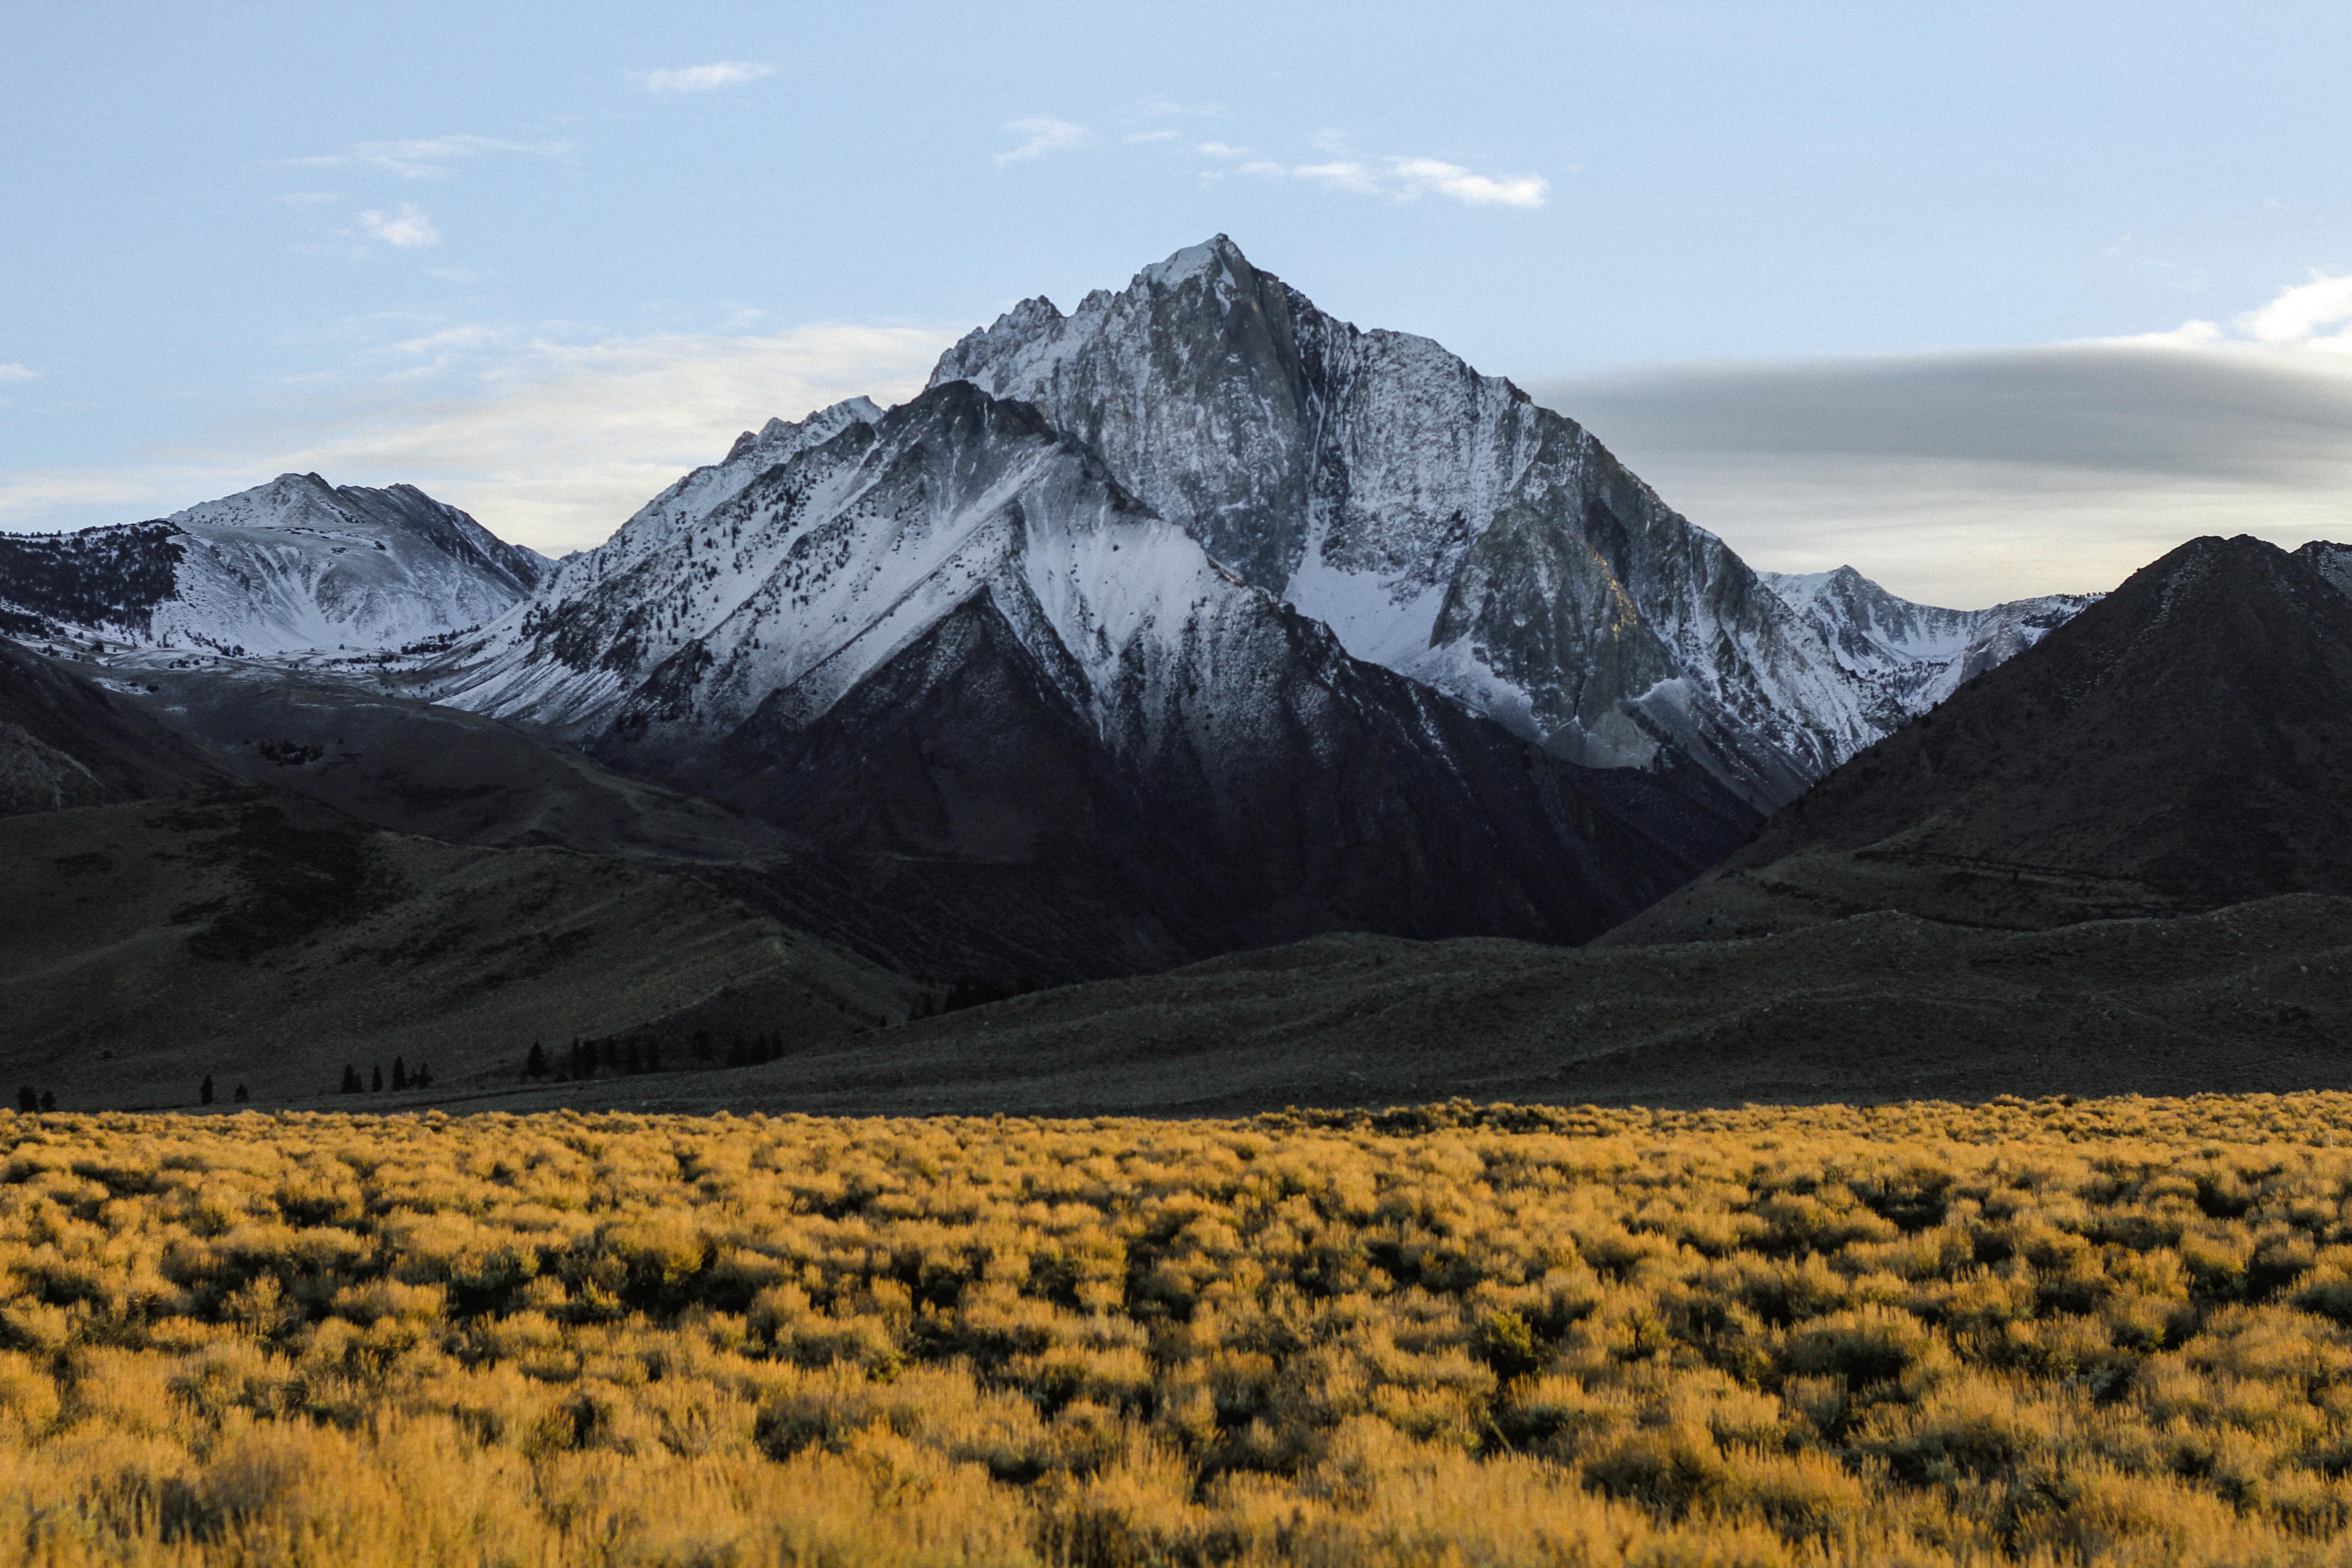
xmin=56 ymin=235 xmax=2352 ymax=1112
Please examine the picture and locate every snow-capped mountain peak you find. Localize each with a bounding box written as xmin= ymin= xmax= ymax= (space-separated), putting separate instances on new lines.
xmin=928 ymin=236 xmax=2095 ymax=806
xmin=0 ymin=474 xmax=547 ymax=657
xmin=1759 ymin=567 xmax=2098 ymax=712
xmin=932 ymin=238 xmax=1876 ymax=805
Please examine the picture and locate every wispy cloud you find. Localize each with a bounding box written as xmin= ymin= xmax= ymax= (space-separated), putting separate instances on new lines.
xmin=993 ymin=118 xmax=1093 ymax=167
xmin=1291 ymin=161 xmax=1382 ymax=196
xmin=1389 ymin=157 xmax=1549 ymax=209
xmin=1 ymin=325 xmax=960 ymax=551
xmin=2239 ymin=272 xmax=2352 ymax=349
xmin=299 ymin=134 xmax=568 ymax=180
xmin=1230 ymin=154 xmax=1548 ymax=208
xmin=0 ymin=365 xmax=38 ymax=383
xmin=635 ymin=61 xmax=774 ymax=95
xmin=1196 ymin=142 xmax=1247 ymax=159
xmin=356 ymin=205 xmax=441 ymax=249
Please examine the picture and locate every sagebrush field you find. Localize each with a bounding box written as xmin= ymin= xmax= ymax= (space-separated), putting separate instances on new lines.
xmin=11 ymin=1096 xmax=2352 ymax=1564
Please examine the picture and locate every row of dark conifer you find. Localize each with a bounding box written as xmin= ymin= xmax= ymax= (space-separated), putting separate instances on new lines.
xmin=335 ymin=1058 xmax=432 ymax=1095
xmin=519 ymin=1030 xmax=791 ymax=1083
xmin=15 ymin=1078 xmax=248 ymax=1114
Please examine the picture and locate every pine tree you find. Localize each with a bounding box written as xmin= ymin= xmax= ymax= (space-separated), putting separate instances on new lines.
xmin=233 ymin=1083 xmax=249 ymax=1102
xmin=624 ymin=1039 xmax=643 ymax=1075
xmin=199 ymin=1075 xmax=214 ymax=1106
xmin=415 ymin=1062 xmax=432 ymax=1089
xmin=646 ymin=1039 xmax=662 ymax=1073
xmin=391 ymin=1056 xmax=408 ymax=1092
xmin=524 ymin=1042 xmax=548 ymax=1080
xmin=371 ymin=1064 xmax=383 ymax=1093
xmin=15 ymin=1087 xmax=33 ymax=1113
xmin=340 ymin=1063 xmax=362 ymax=1094
xmin=37 ymin=1092 xmax=54 ymax=1112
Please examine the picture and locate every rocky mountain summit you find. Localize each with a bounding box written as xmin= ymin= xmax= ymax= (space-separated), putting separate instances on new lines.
xmin=933 ymin=236 xmax=2068 ymax=808
xmin=0 ymin=473 xmax=546 ymax=657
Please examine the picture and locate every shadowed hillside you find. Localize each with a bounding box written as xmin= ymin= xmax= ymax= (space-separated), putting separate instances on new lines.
xmin=1605 ymin=535 xmax=2352 ymax=946
xmin=266 ymin=893 xmax=2352 ymax=1120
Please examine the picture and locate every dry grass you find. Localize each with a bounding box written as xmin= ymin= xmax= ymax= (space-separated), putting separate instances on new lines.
xmin=10 ymin=1095 xmax=2352 ymax=1563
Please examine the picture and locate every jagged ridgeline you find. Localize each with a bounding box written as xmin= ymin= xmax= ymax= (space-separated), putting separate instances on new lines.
xmin=931 ymin=235 xmax=2094 ymax=809
xmin=1609 ymin=534 xmax=2352 ymax=944
xmin=433 ymin=378 xmax=1756 ymax=967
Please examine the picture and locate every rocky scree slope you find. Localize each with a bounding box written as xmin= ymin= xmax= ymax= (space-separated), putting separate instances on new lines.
xmin=430 ymin=379 xmax=1754 ymax=972
xmin=0 ymin=473 xmax=546 ymax=657
xmin=1607 ymin=534 xmax=2352 ymax=944
xmin=933 ymin=236 xmax=2075 ymax=809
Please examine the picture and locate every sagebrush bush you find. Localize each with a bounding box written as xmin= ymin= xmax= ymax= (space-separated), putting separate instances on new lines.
xmin=10 ymin=1095 xmax=2352 ymax=1562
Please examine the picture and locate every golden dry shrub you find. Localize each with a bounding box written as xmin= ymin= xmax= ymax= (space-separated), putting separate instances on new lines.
xmin=9 ymin=1095 xmax=2352 ymax=1563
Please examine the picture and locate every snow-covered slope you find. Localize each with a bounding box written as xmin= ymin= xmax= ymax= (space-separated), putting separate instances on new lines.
xmin=930 ymin=236 xmax=2086 ymax=807
xmin=0 ymin=473 xmax=546 ymax=657
xmin=430 ymin=380 xmax=1752 ymax=960
xmin=1759 ymin=567 xmax=2097 ymax=715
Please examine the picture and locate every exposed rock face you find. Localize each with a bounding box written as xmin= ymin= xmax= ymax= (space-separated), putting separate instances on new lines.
xmin=0 ymin=474 xmax=546 ymax=656
xmin=1606 ymin=535 xmax=2352 ymax=944
xmin=433 ymin=380 xmax=1756 ymax=973
xmin=931 ymin=235 xmax=2047 ymax=808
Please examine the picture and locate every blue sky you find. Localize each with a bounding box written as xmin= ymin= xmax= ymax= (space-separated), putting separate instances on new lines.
xmin=5 ymin=1 xmax=2352 ymax=603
